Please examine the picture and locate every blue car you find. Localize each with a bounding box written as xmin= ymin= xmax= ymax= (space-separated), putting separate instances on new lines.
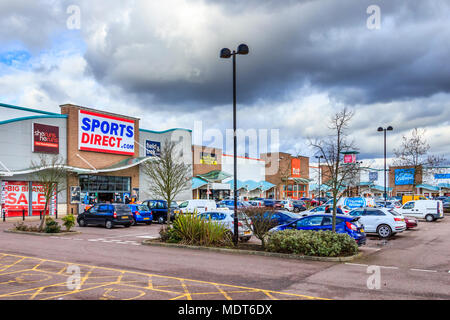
xmin=269 ymin=214 xmax=366 ymax=246
xmin=128 ymin=204 xmax=153 ymax=226
xmin=263 ymin=210 xmax=301 ymax=226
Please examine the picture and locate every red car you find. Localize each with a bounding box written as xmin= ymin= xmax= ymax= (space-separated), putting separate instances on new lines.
xmin=404 ymin=216 xmax=418 ymax=229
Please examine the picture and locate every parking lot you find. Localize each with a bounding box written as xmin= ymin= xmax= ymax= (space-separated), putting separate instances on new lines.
xmin=0 ymin=215 xmax=448 ymax=300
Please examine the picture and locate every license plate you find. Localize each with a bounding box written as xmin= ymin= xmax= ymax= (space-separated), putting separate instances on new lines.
xmin=360 ymin=229 xmax=364 ymax=233
xmin=174 ymin=210 xmax=180 ymax=214
xmin=144 ymin=218 xmax=149 ymax=220
xmin=122 ymin=216 xmax=129 ymax=219
xmin=244 ymin=231 xmax=251 ymax=235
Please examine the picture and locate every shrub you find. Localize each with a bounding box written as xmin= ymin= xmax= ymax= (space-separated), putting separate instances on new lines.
xmin=44 ymin=218 xmax=61 ymax=234
xmin=62 ymin=214 xmax=76 ymax=232
xmin=240 ymin=207 xmax=278 ymax=249
xmin=14 ymin=222 xmax=40 ymax=232
xmin=266 ymin=230 xmax=358 ymax=257
xmin=164 ymin=214 xmax=231 ymax=247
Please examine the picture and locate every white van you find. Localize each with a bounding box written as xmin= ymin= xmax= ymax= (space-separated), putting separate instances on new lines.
xmin=178 ymin=200 xmax=217 ymax=214
xmin=397 ymin=200 xmax=444 ymax=222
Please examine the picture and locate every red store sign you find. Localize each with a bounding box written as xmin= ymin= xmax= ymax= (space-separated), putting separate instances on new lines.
xmin=33 ymin=123 xmax=59 ymax=154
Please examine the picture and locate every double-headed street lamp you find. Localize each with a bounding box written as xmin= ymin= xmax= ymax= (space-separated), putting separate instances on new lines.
xmin=377 ymin=126 xmax=393 ymax=204
xmin=220 ymin=44 xmax=249 ymax=246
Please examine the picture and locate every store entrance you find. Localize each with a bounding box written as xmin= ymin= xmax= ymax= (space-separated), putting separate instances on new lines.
xmin=79 ymin=175 xmax=131 ymax=205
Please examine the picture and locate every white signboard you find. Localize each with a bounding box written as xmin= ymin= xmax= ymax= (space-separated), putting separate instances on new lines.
xmin=78 ymin=110 xmax=135 ymax=156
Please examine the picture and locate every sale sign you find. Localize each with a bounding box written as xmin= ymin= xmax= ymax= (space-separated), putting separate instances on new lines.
xmin=78 ymin=110 xmax=135 ymax=156
xmin=1 ymin=181 xmax=56 ymax=217
xmin=33 ymin=123 xmax=59 ymax=154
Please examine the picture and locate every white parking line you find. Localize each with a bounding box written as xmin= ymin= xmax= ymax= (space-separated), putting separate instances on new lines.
xmin=379 ymin=266 xmax=399 ymax=270
xmin=344 ymin=263 xmax=369 ymax=267
xmin=410 ymin=269 xmax=437 ymax=273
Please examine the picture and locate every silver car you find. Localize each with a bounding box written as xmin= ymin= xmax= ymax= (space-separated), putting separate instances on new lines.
xmin=197 ymin=211 xmax=253 ymax=242
xmin=348 ymin=207 xmax=406 ymax=238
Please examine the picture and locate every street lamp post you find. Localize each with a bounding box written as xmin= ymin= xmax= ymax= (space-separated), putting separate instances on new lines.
xmin=377 ymin=126 xmax=393 ymax=205
xmin=315 ymin=155 xmax=324 ymax=200
xmin=220 ymin=44 xmax=249 ymax=246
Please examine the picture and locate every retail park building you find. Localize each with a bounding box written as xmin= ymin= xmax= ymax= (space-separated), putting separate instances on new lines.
xmin=1 ymin=102 xmax=448 ymax=218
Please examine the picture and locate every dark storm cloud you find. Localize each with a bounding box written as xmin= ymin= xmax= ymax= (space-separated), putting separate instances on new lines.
xmin=79 ymin=0 xmax=450 ymax=111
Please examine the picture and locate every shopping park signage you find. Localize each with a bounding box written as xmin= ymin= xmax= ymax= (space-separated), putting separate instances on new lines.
xmin=395 ymin=168 xmax=415 ymax=185
xmin=78 ymin=110 xmax=135 ymax=156
xmin=291 ymin=158 xmax=301 ymax=178
xmin=33 ymin=123 xmax=59 ymax=154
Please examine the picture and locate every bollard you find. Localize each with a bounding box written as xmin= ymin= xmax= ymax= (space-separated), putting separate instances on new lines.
xmin=2 ymin=210 xmax=5 ymax=222
xmin=40 ymin=211 xmax=42 ymax=220
xmin=23 ymin=209 xmax=25 ymax=221
xmin=71 ymin=207 xmax=73 ymax=215
xmin=55 ymin=209 xmax=58 ymax=220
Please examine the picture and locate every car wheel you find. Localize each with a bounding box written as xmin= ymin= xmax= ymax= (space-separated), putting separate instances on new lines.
xmin=377 ymin=224 xmax=392 ymax=238
xmin=425 ymin=214 xmax=434 ymax=222
xmin=294 ymin=208 xmax=299 ymax=213
xmin=145 ymin=221 xmax=152 ymax=225
xmin=158 ymin=216 xmax=165 ymax=224
xmin=78 ymin=219 xmax=86 ymax=227
xmin=105 ymin=220 xmax=113 ymax=229
xmin=124 ymin=224 xmax=131 ymax=228
xmin=241 ymin=236 xmax=251 ymax=242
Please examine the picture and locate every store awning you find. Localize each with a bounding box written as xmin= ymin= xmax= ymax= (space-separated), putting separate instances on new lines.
xmin=192 ymin=177 xmax=208 ymax=190
xmin=438 ymin=183 xmax=450 ymax=189
xmin=416 ymin=184 xmax=440 ymax=192
xmin=196 ymin=170 xmax=232 ymax=183
xmin=0 ymin=157 xmax=155 ymax=177
xmin=285 ymin=177 xmax=312 ymax=184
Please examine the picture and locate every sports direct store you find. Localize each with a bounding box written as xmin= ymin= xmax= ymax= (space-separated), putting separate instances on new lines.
xmin=0 ymin=103 xmax=192 ymax=217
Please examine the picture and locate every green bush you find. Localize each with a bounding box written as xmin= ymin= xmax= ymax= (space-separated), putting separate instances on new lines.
xmin=62 ymin=214 xmax=76 ymax=232
xmin=266 ymin=230 xmax=358 ymax=257
xmin=162 ymin=214 xmax=231 ymax=247
xmin=44 ymin=218 xmax=61 ymax=234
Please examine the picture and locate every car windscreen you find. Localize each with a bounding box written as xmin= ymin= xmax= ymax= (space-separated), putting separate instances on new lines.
xmin=137 ymin=205 xmax=150 ymax=211
xmin=114 ymin=204 xmax=131 ymax=213
xmin=388 ymin=209 xmax=401 ymax=216
xmin=283 ymin=211 xmax=300 ymax=219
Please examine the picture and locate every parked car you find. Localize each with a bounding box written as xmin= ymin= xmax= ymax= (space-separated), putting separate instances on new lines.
xmin=269 ymin=214 xmax=366 ymax=246
xmin=397 ymin=200 xmax=445 ymax=222
xmin=263 ymin=210 xmax=302 ymax=226
xmin=300 ymin=197 xmax=319 ymax=206
xmin=404 ymin=216 xmax=418 ymax=229
xmin=444 ymin=200 xmax=450 ymax=213
xmin=277 ymin=199 xmax=295 ymax=211
xmin=315 ymin=197 xmax=329 ymax=205
xmin=142 ymin=200 xmax=176 ymax=224
xmin=348 ymin=207 xmax=406 ymax=238
xmin=248 ymin=200 xmax=264 ymax=207
xmin=375 ymin=200 xmax=402 ymax=209
xmin=77 ymin=203 xmax=133 ymax=229
xmin=292 ymin=200 xmax=307 ymax=213
xmin=128 ymin=204 xmax=153 ymax=226
xmin=177 ymin=199 xmax=217 ymax=215
xmin=197 ymin=211 xmax=253 ymax=242
xmin=218 ymin=200 xmax=251 ymax=210
xmin=264 ymin=199 xmax=276 ymax=207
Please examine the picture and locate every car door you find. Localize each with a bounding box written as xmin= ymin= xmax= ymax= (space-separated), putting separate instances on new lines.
xmin=349 ymin=209 xmax=367 ymax=231
xmin=95 ymin=204 xmax=111 ymax=225
xmin=401 ymin=201 xmax=419 ymax=218
xmin=84 ymin=204 xmax=98 ymax=223
xmin=295 ymin=215 xmax=324 ymax=231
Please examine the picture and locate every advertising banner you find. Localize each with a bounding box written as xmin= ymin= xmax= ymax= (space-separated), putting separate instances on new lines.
xmin=200 ymin=152 xmax=217 ymax=165
xmin=395 ymin=168 xmax=415 ymax=185
xmin=70 ymin=186 xmax=81 ymax=204
xmin=291 ymin=158 xmax=301 ymax=178
xmin=369 ymin=171 xmax=378 ymax=182
xmin=344 ymin=154 xmax=356 ymax=164
xmin=78 ymin=110 xmax=135 ymax=156
xmin=343 ymin=197 xmax=368 ymax=209
xmin=0 ymin=181 xmax=56 ymax=217
xmin=33 ymin=123 xmax=59 ymax=154
xmin=434 ymin=173 xmax=450 ymax=179
xmin=145 ymin=140 xmax=161 ymax=157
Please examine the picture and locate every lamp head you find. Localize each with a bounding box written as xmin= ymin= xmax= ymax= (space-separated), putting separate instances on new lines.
xmin=237 ymin=44 xmax=249 ymax=55
xmin=377 ymin=127 xmax=384 ymax=132
xmin=220 ymin=48 xmax=232 ymax=59
xmin=387 ymin=126 xmax=393 ymax=131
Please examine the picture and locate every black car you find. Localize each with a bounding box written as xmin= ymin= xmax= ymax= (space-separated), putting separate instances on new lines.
xmin=142 ymin=200 xmax=176 ymax=224
xmin=292 ymin=200 xmax=307 ymax=212
xmin=77 ymin=203 xmax=134 ymax=229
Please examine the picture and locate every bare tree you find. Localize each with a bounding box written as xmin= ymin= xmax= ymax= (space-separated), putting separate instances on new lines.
xmin=393 ymin=128 xmax=446 ymax=193
xmin=31 ymin=154 xmax=67 ymax=232
xmin=142 ymin=139 xmax=191 ymax=223
xmin=240 ymin=207 xmax=278 ymax=249
xmin=309 ymin=108 xmax=360 ymax=232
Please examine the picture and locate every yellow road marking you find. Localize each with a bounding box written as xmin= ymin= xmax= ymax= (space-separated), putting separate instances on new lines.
xmin=0 ymin=252 xmax=329 ymax=300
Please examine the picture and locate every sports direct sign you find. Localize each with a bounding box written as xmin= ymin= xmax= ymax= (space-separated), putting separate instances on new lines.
xmin=78 ymin=110 xmax=135 ymax=156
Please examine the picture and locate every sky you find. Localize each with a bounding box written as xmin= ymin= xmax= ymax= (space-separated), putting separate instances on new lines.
xmin=0 ymin=0 xmax=449 ymax=166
